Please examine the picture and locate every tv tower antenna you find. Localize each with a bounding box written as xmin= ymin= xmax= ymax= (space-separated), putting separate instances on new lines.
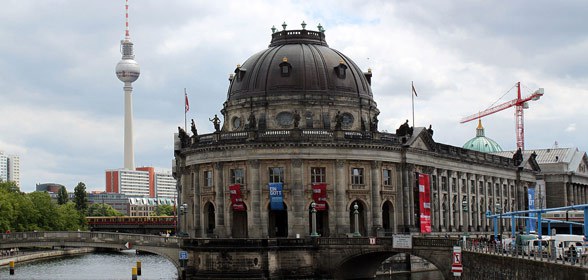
xmin=115 ymin=0 xmax=140 ymax=170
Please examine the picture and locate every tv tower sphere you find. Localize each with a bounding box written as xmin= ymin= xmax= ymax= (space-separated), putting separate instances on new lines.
xmin=115 ymin=40 xmax=140 ymax=83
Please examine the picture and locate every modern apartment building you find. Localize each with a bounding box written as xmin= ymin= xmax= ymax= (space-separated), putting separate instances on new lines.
xmin=105 ymin=167 xmax=177 ymax=199
xmin=0 ymin=152 xmax=20 ymax=187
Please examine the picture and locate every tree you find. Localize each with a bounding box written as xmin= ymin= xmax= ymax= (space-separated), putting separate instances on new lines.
xmin=29 ymin=191 xmax=59 ymax=230
xmin=153 ymin=204 xmax=174 ymax=216
xmin=57 ymin=186 xmax=69 ymax=205
xmin=73 ymin=182 xmax=88 ymax=213
xmin=57 ymin=202 xmax=86 ymax=230
xmin=87 ymin=203 xmax=122 ymax=217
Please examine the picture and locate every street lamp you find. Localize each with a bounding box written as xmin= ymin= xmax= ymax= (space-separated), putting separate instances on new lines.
xmin=495 ymin=203 xmax=502 ymax=241
xmin=461 ymin=197 xmax=470 ymax=247
xmin=179 ymin=203 xmax=188 ymax=237
xmin=310 ymin=202 xmax=319 ymax=237
xmin=353 ymin=202 xmax=361 ymax=237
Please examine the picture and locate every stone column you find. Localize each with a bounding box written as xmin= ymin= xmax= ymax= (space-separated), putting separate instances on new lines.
xmin=291 ymin=158 xmax=305 ymax=237
xmin=371 ymin=160 xmax=382 ymax=235
xmin=213 ymin=162 xmax=226 ymax=237
xmin=335 ymin=159 xmax=347 ymax=235
xmin=248 ymin=159 xmax=262 ymax=238
xmin=192 ymin=166 xmax=201 ymax=237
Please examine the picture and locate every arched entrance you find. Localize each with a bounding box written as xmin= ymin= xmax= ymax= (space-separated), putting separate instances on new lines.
xmin=382 ymin=200 xmax=395 ymax=235
xmin=268 ymin=203 xmax=288 ymax=237
xmin=231 ymin=204 xmax=248 ymax=238
xmin=349 ymin=200 xmax=367 ymax=236
xmin=203 ymin=202 xmax=215 ymax=237
xmin=308 ymin=202 xmax=329 ymax=237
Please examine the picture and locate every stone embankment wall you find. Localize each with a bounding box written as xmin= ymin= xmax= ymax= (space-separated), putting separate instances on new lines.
xmin=463 ymin=251 xmax=588 ymax=280
xmin=0 ymin=248 xmax=95 ymax=266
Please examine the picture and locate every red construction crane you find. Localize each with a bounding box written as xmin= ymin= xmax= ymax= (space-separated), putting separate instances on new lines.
xmin=460 ymin=82 xmax=544 ymax=151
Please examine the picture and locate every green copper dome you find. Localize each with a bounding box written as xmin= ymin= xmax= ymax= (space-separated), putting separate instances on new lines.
xmin=463 ymin=119 xmax=503 ymax=153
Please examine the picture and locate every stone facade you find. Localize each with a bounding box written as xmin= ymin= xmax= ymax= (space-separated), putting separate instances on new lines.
xmin=173 ymin=27 xmax=539 ymax=240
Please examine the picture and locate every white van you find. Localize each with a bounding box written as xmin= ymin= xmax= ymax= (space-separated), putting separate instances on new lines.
xmin=522 ymin=236 xmax=550 ymax=256
xmin=552 ymin=234 xmax=584 ymax=259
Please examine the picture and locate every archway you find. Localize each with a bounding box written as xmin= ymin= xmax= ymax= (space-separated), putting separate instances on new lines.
xmin=333 ymin=251 xmax=444 ymax=279
xmin=308 ymin=202 xmax=329 ymax=237
xmin=203 ymin=202 xmax=215 ymax=237
xmin=231 ymin=204 xmax=248 ymax=238
xmin=268 ymin=203 xmax=288 ymax=238
xmin=382 ymin=201 xmax=395 ymax=235
xmin=349 ymin=200 xmax=367 ymax=236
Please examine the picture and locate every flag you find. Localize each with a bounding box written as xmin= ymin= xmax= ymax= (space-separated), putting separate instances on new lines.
xmin=412 ymin=82 xmax=418 ymax=97
xmin=184 ymin=92 xmax=190 ymax=113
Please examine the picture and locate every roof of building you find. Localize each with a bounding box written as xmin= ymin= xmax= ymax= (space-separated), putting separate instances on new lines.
xmin=462 ymin=119 xmax=503 ymax=153
xmin=492 ymin=147 xmax=588 ymax=174
xmin=226 ymin=26 xmax=374 ymax=111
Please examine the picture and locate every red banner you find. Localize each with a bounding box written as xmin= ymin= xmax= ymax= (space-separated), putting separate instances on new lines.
xmin=312 ymin=184 xmax=327 ymax=211
xmin=418 ymin=174 xmax=432 ymax=233
xmin=229 ymin=184 xmax=245 ymax=211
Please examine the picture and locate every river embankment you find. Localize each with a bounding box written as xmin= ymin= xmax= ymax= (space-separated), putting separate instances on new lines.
xmin=0 ymin=248 xmax=95 ymax=266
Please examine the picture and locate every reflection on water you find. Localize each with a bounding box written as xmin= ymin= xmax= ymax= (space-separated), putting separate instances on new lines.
xmin=0 ymin=250 xmax=177 ymax=280
xmin=376 ymin=270 xmax=444 ymax=280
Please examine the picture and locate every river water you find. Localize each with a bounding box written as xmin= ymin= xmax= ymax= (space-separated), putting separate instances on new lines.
xmin=0 ymin=251 xmax=442 ymax=280
xmin=0 ymin=250 xmax=177 ymax=280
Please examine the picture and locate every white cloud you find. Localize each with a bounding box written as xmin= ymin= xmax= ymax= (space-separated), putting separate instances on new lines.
xmin=1 ymin=0 xmax=587 ymax=192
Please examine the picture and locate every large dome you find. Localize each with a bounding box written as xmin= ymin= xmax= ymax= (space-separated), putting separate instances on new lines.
xmin=463 ymin=119 xmax=503 ymax=153
xmin=221 ymin=25 xmax=378 ymax=132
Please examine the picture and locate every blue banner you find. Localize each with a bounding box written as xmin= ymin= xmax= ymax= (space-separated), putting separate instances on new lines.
xmin=528 ymin=188 xmax=536 ymax=232
xmin=269 ymin=183 xmax=284 ymax=210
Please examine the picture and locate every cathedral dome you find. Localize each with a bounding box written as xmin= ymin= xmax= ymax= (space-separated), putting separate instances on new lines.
xmin=463 ymin=119 xmax=503 ymax=153
xmin=222 ymin=24 xmax=378 ymax=132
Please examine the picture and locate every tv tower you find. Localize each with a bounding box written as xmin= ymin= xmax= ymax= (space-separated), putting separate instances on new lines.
xmin=115 ymin=0 xmax=140 ymax=170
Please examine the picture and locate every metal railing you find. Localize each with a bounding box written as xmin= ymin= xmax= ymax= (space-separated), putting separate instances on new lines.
xmin=462 ymin=239 xmax=588 ymax=267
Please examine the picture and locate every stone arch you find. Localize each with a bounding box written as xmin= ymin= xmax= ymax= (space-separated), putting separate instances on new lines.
xmin=230 ymin=202 xmax=248 ymax=238
xmin=381 ymin=200 xmax=395 ymax=235
xmin=332 ymin=249 xmax=446 ymax=279
xmin=203 ymin=201 xmax=216 ymax=237
xmin=266 ymin=200 xmax=289 ymax=238
xmin=348 ymin=199 xmax=367 ymax=236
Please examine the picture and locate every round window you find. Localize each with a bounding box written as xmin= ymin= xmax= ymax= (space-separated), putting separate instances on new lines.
xmin=276 ymin=111 xmax=293 ymax=127
xmin=232 ymin=116 xmax=241 ymax=129
xmin=341 ymin=113 xmax=354 ymax=128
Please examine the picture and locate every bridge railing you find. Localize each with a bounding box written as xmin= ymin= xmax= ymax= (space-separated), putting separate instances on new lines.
xmin=0 ymin=231 xmax=180 ymax=248
xmin=463 ymin=239 xmax=588 ymax=267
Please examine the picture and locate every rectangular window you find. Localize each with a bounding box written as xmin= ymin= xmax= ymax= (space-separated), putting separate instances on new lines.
xmin=487 ymin=182 xmax=492 ymax=196
xmin=451 ymin=178 xmax=457 ymax=192
xmin=441 ymin=176 xmax=448 ymax=191
xmin=230 ymin=168 xmax=244 ymax=185
xmin=432 ymin=175 xmax=438 ymax=191
xmin=269 ymin=167 xmax=284 ymax=183
xmin=311 ymin=167 xmax=326 ymax=184
xmin=461 ymin=179 xmax=466 ymax=193
xmin=204 ymin=170 xmax=213 ymax=187
xmin=351 ymin=168 xmax=364 ymax=185
xmin=495 ymin=183 xmax=500 ymax=197
xmin=479 ymin=181 xmax=483 ymax=195
xmin=383 ymin=169 xmax=392 ymax=186
xmin=470 ymin=180 xmax=475 ymax=194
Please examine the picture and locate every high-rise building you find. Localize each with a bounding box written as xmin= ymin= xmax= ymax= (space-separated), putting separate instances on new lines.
xmin=0 ymin=152 xmax=20 ymax=187
xmin=105 ymin=167 xmax=176 ymax=199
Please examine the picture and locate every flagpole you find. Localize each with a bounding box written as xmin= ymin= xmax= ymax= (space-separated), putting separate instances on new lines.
xmin=184 ymin=88 xmax=187 ymax=131
xmin=411 ymin=81 xmax=415 ymax=127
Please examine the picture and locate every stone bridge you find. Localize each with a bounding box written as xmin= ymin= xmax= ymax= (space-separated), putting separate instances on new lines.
xmin=8 ymin=232 xmax=581 ymax=279
xmin=180 ymin=236 xmax=458 ymax=279
xmin=0 ymin=231 xmax=181 ymax=270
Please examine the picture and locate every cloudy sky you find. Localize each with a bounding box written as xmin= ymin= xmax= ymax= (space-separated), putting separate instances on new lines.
xmin=1 ymin=1 xmax=587 ymax=192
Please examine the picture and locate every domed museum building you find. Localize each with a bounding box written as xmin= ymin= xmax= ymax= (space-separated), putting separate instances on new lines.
xmin=173 ymin=24 xmax=539 ymax=239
